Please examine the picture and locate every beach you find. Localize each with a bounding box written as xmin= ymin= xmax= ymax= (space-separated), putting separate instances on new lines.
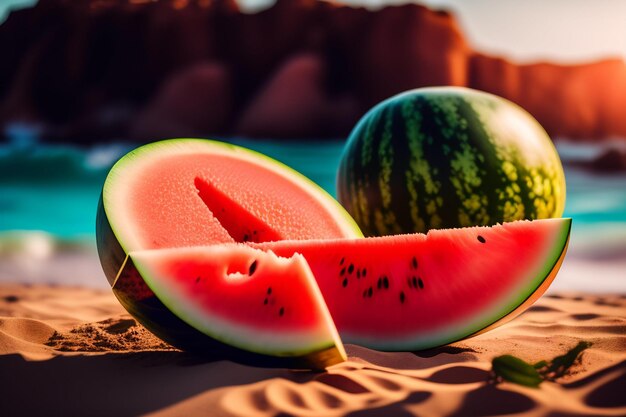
xmin=0 ymin=140 xmax=624 ymax=415
xmin=1 ymin=283 xmax=624 ymax=417
xmin=1 ymin=0 xmax=625 ymax=414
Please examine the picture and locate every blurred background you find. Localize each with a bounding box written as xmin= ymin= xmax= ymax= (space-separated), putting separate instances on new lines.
xmin=0 ymin=0 xmax=624 ymax=291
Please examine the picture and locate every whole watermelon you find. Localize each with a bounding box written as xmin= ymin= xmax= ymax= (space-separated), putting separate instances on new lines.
xmin=337 ymin=87 xmax=566 ymax=236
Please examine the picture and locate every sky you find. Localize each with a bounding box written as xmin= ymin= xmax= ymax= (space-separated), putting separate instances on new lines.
xmin=2 ymin=0 xmax=625 ymax=63
xmin=239 ymin=0 xmax=626 ymax=63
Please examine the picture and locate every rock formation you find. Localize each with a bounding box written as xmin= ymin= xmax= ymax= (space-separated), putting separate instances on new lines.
xmin=235 ymin=53 xmax=360 ymax=138
xmin=0 ymin=0 xmax=624 ymax=142
xmin=130 ymin=62 xmax=233 ymax=140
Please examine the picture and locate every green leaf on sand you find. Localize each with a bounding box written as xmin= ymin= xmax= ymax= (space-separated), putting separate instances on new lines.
xmin=492 ymin=355 xmax=543 ymax=387
xmin=491 ymin=341 xmax=592 ymax=388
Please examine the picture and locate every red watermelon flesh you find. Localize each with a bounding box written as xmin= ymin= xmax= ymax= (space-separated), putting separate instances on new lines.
xmin=97 ymin=139 xmax=362 ymax=286
xmin=252 ymin=218 xmax=571 ymax=350
xmin=129 ymin=244 xmax=346 ymax=366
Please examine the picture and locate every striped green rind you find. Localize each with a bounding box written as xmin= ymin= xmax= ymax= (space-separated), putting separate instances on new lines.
xmin=338 ymin=87 xmax=566 ymax=236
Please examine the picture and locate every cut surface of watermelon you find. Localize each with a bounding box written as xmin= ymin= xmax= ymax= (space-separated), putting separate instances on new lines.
xmin=252 ymin=218 xmax=571 ymax=350
xmin=97 ymin=138 xmax=361 ymax=285
xmin=128 ymin=244 xmax=346 ymax=366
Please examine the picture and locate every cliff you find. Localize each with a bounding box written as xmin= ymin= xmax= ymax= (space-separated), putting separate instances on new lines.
xmin=0 ymin=0 xmax=624 ymax=142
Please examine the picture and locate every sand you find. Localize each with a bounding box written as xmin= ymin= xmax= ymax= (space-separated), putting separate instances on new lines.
xmin=0 ymin=284 xmax=624 ymax=417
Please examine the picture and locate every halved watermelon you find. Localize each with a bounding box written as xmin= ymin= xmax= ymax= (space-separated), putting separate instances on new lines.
xmin=96 ymin=139 xmax=360 ymax=368
xmin=97 ymin=138 xmax=362 ymax=285
xmin=252 ymin=218 xmax=571 ymax=350
xmin=126 ymin=245 xmax=346 ymax=368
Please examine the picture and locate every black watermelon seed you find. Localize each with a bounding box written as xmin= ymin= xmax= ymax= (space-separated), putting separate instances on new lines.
xmin=340 ymin=267 xmax=346 ymax=276
xmin=4 ymin=295 xmax=18 ymax=302
xmin=400 ymin=291 xmax=405 ymax=304
xmin=267 ymin=287 xmax=272 ymax=295
xmin=412 ymin=276 xmax=418 ymax=289
xmin=348 ymin=264 xmax=354 ymax=274
xmin=477 ymin=235 xmax=486 ymax=243
xmin=412 ymin=257 xmax=418 ymax=269
xmin=195 ymin=276 xmax=201 ymax=284
xmin=356 ymin=269 xmax=361 ymax=279
xmin=340 ymin=257 xmax=345 ymax=266
xmin=377 ymin=278 xmax=382 ymax=289
xmin=264 ymin=298 xmax=268 ymax=305
xmin=279 ymin=307 xmax=285 ymax=317
xmin=243 ymin=234 xmax=250 ymax=242
xmin=248 ymin=260 xmax=258 ymax=276
xmin=362 ymin=268 xmax=367 ymax=277
xmin=367 ymin=287 xmax=373 ymax=297
xmin=342 ymin=278 xmax=348 ymax=288
xmin=383 ymin=276 xmax=389 ymax=289
xmin=418 ymin=278 xmax=424 ymax=289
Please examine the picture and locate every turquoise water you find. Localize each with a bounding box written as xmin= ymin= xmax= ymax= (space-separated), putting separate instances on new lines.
xmin=0 ymin=140 xmax=348 ymax=239
xmin=1 ymin=139 xmax=625 ymax=258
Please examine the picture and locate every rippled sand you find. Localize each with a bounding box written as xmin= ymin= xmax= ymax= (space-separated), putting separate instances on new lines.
xmin=1 ymin=284 xmax=624 ymax=417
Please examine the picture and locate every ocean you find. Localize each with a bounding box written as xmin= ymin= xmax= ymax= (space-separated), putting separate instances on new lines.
xmin=1 ymin=138 xmax=625 ymax=292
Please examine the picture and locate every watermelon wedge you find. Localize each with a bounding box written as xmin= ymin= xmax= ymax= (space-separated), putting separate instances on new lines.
xmin=252 ymin=218 xmax=571 ymax=350
xmin=125 ymin=245 xmax=346 ymax=368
